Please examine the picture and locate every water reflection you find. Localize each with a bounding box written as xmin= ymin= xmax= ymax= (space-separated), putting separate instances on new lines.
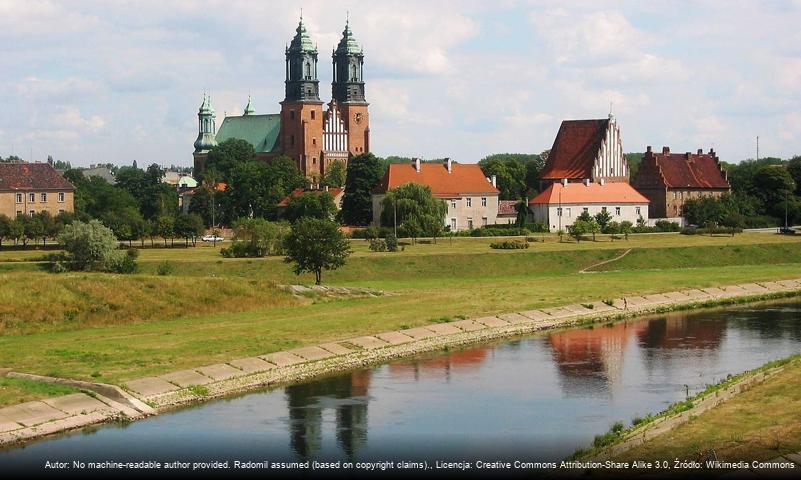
xmin=286 ymin=371 xmax=371 ymax=458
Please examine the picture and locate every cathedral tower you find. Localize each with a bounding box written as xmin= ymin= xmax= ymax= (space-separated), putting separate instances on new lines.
xmin=331 ymin=19 xmax=369 ymax=157
xmin=193 ymin=93 xmax=217 ymax=175
xmin=281 ymin=16 xmax=324 ymax=179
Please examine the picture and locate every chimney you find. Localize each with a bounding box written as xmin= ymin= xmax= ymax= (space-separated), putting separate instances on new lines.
xmin=491 ymin=174 xmax=497 ymax=188
xmin=646 ymin=145 xmax=652 ymax=153
xmin=709 ymin=148 xmax=715 ymax=156
xmin=599 ymin=178 xmax=605 ymax=186
xmin=662 ymin=146 xmax=670 ymax=154
xmin=444 ymin=157 xmax=452 ymax=173
xmin=583 ymin=178 xmax=590 ymax=187
xmin=414 ymin=157 xmax=421 ymax=173
xmin=697 ymin=148 xmax=703 ymax=154
xmin=561 ymin=178 xmax=568 ymax=187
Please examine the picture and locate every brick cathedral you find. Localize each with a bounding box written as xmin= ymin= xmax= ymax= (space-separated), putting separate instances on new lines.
xmin=193 ymin=17 xmax=370 ymax=180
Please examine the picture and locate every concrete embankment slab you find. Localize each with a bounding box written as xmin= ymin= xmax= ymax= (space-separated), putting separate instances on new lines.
xmin=425 ymin=323 xmax=463 ymax=335
xmin=0 ymin=401 xmax=67 ymax=427
xmin=540 ymin=307 xmax=577 ymax=319
xmin=228 ymin=357 xmax=274 ymax=374
xmin=519 ymin=310 xmax=550 ymax=321
xmin=0 ymin=421 xmax=21 ymax=433
xmin=196 ymin=364 xmax=244 ymax=382
xmin=739 ymin=283 xmax=769 ymax=294
xmin=450 ymin=319 xmax=486 ymax=332
xmin=401 ymin=327 xmax=437 ymax=340
xmin=643 ymin=294 xmax=671 ymax=305
xmin=348 ymin=336 xmax=389 ymax=350
xmin=159 ymin=369 xmax=213 ymax=388
xmin=498 ymin=312 xmax=533 ymax=324
xmin=287 ymin=346 xmax=335 ymax=362
xmin=318 ymin=343 xmax=353 ymax=355
xmin=42 ymin=393 xmax=113 ymax=416
xmin=124 ymin=377 xmax=180 ymax=397
xmin=474 ymin=316 xmax=509 ymax=328
xmin=259 ymin=351 xmax=305 ymax=367
xmin=375 ymin=331 xmax=414 ymax=345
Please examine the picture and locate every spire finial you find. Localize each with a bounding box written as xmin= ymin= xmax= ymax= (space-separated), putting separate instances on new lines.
xmin=346 ymin=10 xmax=349 ymax=25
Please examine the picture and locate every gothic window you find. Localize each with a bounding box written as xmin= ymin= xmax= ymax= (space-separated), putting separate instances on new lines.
xmin=290 ymin=111 xmax=295 ymax=120
xmin=351 ymin=64 xmax=357 ymax=81
xmin=311 ymin=110 xmax=315 ymax=120
xmin=304 ymin=62 xmax=311 ymax=79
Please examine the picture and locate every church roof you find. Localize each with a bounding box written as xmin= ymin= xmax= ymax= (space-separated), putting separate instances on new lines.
xmin=374 ymin=163 xmax=499 ymax=198
xmin=0 ymin=162 xmax=75 ymax=191
xmin=288 ymin=18 xmax=316 ymax=53
xmin=215 ymin=114 xmax=281 ymax=153
xmin=540 ymin=119 xmax=610 ymax=180
xmin=646 ymin=150 xmax=729 ymax=189
xmin=335 ymin=20 xmax=362 ymax=55
xmin=529 ymin=182 xmax=649 ymax=205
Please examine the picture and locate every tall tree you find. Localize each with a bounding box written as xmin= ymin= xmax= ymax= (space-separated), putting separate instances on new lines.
xmin=321 ymin=160 xmax=347 ymax=188
xmin=285 ymin=192 xmax=337 ymax=222
xmin=204 ymin=138 xmax=257 ymax=182
xmin=341 ymin=153 xmax=384 ymax=225
xmin=379 ymin=183 xmax=447 ymax=234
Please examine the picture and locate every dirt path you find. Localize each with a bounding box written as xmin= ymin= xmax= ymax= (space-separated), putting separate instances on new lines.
xmin=580 ymin=248 xmax=633 ymax=273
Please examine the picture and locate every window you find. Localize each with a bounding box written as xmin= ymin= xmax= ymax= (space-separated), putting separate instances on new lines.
xmin=290 ymin=134 xmax=295 ymax=146
xmin=40 ymin=193 xmax=47 ymax=202
xmin=481 ymin=197 xmax=487 ymax=207
xmin=466 ymin=198 xmax=472 ymax=207
xmin=636 ymin=206 xmax=641 ymax=216
xmin=15 ymin=193 xmax=22 ymax=203
xmin=312 ymin=138 xmax=316 ymax=145
xmin=583 ymin=207 xmax=589 ymax=214
xmin=58 ymin=209 xmax=65 ymax=215
xmin=482 ymin=217 xmax=488 ymax=227
xmin=565 ymin=207 xmax=572 ymax=217
xmin=615 ymin=207 xmax=621 ymax=216
xmin=313 ymin=158 xmax=317 ymax=165
xmin=450 ymin=200 xmax=456 ymax=209
xmin=467 ymin=218 xmax=474 ymax=230
xmin=290 ymin=111 xmax=295 ymax=120
xmin=16 ymin=210 xmax=22 ymax=217
xmin=450 ymin=218 xmax=457 ymax=230
xmin=58 ymin=192 xmax=65 ymax=203
xmin=673 ymin=191 xmax=678 ymax=199
xmin=28 ymin=210 xmax=35 ymax=217
xmin=557 ymin=207 xmax=563 ymax=217
xmin=311 ymin=110 xmax=315 ymax=120
xmin=29 ymin=193 xmax=35 ymax=203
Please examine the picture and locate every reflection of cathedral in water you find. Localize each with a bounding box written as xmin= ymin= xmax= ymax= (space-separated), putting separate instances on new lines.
xmin=547 ymin=311 xmax=728 ymax=396
xmin=285 ymin=370 xmax=371 ymax=459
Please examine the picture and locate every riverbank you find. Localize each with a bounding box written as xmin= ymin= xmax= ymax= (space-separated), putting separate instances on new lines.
xmin=2 ymin=278 xmax=800 ymax=447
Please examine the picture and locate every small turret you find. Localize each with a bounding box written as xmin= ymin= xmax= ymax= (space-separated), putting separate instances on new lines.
xmin=193 ymin=93 xmax=218 ymax=153
xmin=243 ymin=95 xmax=255 ymax=115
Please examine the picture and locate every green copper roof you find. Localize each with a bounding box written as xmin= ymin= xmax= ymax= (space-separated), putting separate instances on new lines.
xmin=215 ymin=114 xmax=281 ymax=153
xmin=336 ymin=20 xmax=362 ymax=55
xmin=198 ymin=93 xmax=215 ymax=115
xmin=288 ymin=18 xmax=316 ymax=53
xmin=243 ymin=96 xmax=255 ymax=115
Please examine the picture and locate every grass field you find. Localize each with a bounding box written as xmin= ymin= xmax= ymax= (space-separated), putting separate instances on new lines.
xmin=614 ymin=359 xmax=801 ymax=462
xmin=1 ymin=232 xmax=800 ymax=406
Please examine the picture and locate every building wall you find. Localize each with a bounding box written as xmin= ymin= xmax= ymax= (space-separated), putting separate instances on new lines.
xmin=280 ymin=101 xmax=324 ymax=179
xmin=591 ymin=118 xmax=629 ymax=183
xmin=531 ymin=202 xmax=648 ymax=232
xmin=0 ymin=190 xmax=75 ymax=218
xmin=664 ymin=189 xmax=727 ymax=218
xmin=338 ymin=103 xmax=369 ymax=157
xmin=372 ymin=193 xmax=499 ymax=232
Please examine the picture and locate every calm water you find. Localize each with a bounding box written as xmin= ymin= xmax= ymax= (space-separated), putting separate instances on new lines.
xmin=3 ymin=301 xmax=801 ymax=468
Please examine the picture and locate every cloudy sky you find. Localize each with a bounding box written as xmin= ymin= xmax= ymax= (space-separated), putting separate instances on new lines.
xmin=1 ymin=0 xmax=800 ymax=167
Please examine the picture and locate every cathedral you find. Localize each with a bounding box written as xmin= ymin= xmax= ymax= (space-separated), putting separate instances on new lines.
xmin=193 ymin=17 xmax=370 ymax=181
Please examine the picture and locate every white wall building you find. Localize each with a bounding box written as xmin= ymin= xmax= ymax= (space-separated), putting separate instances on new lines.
xmin=529 ymin=180 xmax=650 ymax=232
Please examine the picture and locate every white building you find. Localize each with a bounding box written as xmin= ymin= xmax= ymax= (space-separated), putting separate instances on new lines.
xmin=372 ymin=158 xmax=500 ymax=232
xmin=529 ymin=180 xmax=649 ymax=232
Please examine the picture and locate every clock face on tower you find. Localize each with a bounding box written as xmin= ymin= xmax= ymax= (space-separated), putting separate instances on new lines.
xmin=354 ymin=112 xmax=363 ymax=124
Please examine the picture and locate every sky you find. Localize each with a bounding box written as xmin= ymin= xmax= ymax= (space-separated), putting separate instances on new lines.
xmin=1 ymin=0 xmax=800 ymax=168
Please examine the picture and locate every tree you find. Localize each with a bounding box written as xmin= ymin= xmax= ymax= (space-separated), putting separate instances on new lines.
xmin=594 ymin=209 xmax=613 ymax=231
xmin=0 ymin=214 xmax=11 ymax=246
xmin=283 ymin=218 xmax=351 ymax=285
xmin=22 ymin=215 xmax=43 ymax=246
xmin=620 ymin=221 xmax=633 ymax=240
xmin=57 ymin=220 xmax=119 ymax=271
xmin=788 ymin=156 xmax=801 ymax=195
xmin=478 ymin=154 xmax=529 ymax=200
xmin=515 ymin=200 xmax=528 ymax=227
xmin=341 ymin=153 xmax=385 ymax=225
xmin=753 ymin=166 xmax=796 ymax=218
xmin=567 ymin=220 xmax=589 ymax=242
xmin=586 ymin=218 xmax=601 ymax=241
xmin=155 ymin=215 xmax=175 ymax=246
xmin=321 ymin=160 xmax=347 ymax=188
xmin=204 ymin=138 xmax=257 ymax=182
xmin=8 ymin=217 xmax=24 ymax=245
xmin=223 ymin=218 xmax=289 ymax=257
xmin=103 ymin=207 xmax=145 ymax=246
xmin=174 ymin=213 xmax=204 ymax=246
xmin=285 ymin=192 xmax=337 ymax=222
xmin=380 ymin=183 xmax=447 ymax=243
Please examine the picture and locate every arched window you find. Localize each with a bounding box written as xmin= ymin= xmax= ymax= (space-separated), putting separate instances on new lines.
xmin=305 ymin=62 xmax=311 ymax=79
xmin=351 ymin=64 xmax=357 ymax=81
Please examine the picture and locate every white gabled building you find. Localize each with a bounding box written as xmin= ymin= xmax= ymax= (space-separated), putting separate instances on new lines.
xmin=529 ymin=180 xmax=650 ymax=232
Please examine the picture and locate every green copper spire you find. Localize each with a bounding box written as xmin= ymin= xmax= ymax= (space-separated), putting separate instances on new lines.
xmin=243 ymin=95 xmax=255 ymax=115
xmin=335 ymin=17 xmax=362 ymax=55
xmin=199 ymin=92 xmax=215 ymax=115
xmin=194 ymin=93 xmax=217 ymax=153
xmin=288 ymin=16 xmax=316 ymax=53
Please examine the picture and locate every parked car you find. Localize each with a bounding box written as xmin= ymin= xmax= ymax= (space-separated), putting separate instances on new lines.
xmin=201 ymin=235 xmax=225 ymax=242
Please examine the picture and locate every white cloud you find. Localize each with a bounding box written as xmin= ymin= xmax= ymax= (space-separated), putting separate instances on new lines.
xmin=51 ymin=107 xmax=106 ymax=132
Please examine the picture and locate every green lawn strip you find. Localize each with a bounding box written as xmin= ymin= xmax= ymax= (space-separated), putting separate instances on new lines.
xmin=0 ymin=377 xmax=80 ymax=407
xmin=607 ymin=356 xmax=801 ymax=463
xmin=0 ymin=263 xmax=799 ymax=386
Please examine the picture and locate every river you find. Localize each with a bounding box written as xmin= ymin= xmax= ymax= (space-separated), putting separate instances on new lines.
xmin=2 ymin=300 xmax=801 ymax=468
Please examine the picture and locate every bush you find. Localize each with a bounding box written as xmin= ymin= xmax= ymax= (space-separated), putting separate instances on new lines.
xmin=55 ymin=220 xmax=138 ymax=273
xmin=489 ymin=240 xmax=529 ymax=249
xmin=105 ymin=248 xmax=139 ymax=274
xmin=221 ymin=218 xmax=289 ymax=258
xmin=156 ymin=260 xmax=175 ymax=276
xmin=654 ymin=220 xmax=681 ymax=232
xmin=369 ymin=238 xmax=387 ymax=252
xmin=385 ymin=233 xmax=398 ymax=252
xmin=466 ymin=227 xmax=531 ymax=237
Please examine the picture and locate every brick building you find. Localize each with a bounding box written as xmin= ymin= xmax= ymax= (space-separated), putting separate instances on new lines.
xmin=372 ymin=158 xmax=500 ymax=231
xmin=631 ymin=146 xmax=730 ymax=218
xmin=0 ymin=162 xmax=74 ymax=218
xmin=539 ymin=114 xmax=629 ymax=188
xmin=193 ymin=17 xmax=369 ymax=182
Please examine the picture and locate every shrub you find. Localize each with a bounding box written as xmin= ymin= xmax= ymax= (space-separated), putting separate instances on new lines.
xmin=369 ymin=238 xmax=387 ymax=252
xmin=489 ymin=240 xmax=529 ymax=249
xmin=55 ymin=220 xmax=138 ymax=273
xmin=156 ymin=261 xmax=175 ymax=276
xmin=385 ymin=233 xmax=398 ymax=252
xmin=105 ymin=248 xmax=139 ymax=274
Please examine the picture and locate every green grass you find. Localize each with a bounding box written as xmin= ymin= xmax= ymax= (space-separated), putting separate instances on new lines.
xmin=0 ymin=233 xmax=799 ymax=399
xmin=0 ymin=377 xmax=80 ymax=406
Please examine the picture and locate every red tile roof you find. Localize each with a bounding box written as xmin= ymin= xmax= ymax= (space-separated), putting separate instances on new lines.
xmin=498 ymin=200 xmax=518 ymax=216
xmin=374 ymin=163 xmax=499 ymax=197
xmin=278 ymin=187 xmax=344 ymax=207
xmin=529 ymin=182 xmax=649 ymax=205
xmin=0 ymin=162 xmax=74 ymax=191
xmin=649 ymin=151 xmax=729 ymax=189
xmin=540 ymin=119 xmax=610 ymax=180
